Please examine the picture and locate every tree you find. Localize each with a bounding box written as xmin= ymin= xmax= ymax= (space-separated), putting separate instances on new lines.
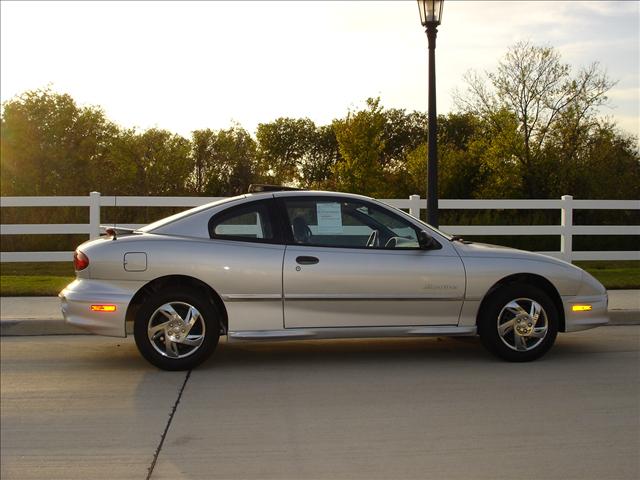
xmin=300 ymin=125 xmax=340 ymax=189
xmin=196 ymin=126 xmax=263 ymax=196
xmin=190 ymin=129 xmax=216 ymax=195
xmin=380 ymin=108 xmax=427 ymax=169
xmin=455 ymin=41 xmax=616 ymax=198
xmin=138 ymin=129 xmax=192 ymax=195
xmin=332 ymin=98 xmax=387 ymax=196
xmin=99 ymin=128 xmax=192 ymax=196
xmin=1 ymin=88 xmax=116 ymax=195
xmin=256 ymin=118 xmax=317 ymax=185
xmin=548 ymin=120 xmax=639 ymax=199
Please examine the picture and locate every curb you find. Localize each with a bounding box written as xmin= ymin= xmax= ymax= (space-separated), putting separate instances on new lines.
xmin=1 ymin=311 xmax=637 ymax=337
xmin=0 ymin=318 xmax=134 ymax=336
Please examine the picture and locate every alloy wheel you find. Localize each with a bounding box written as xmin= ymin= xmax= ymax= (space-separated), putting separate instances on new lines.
xmin=147 ymin=301 xmax=206 ymax=359
xmin=496 ymin=298 xmax=549 ymax=352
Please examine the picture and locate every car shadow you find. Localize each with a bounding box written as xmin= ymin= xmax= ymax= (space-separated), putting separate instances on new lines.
xmin=26 ymin=328 xmax=622 ymax=373
xmin=198 ymin=336 xmax=494 ymax=371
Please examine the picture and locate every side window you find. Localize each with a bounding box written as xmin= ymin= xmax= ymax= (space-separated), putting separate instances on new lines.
xmin=208 ymin=202 xmax=274 ymax=242
xmin=283 ymin=198 xmax=420 ymax=249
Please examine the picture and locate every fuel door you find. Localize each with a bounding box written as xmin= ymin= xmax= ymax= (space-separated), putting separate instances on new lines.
xmin=123 ymin=252 xmax=147 ymax=272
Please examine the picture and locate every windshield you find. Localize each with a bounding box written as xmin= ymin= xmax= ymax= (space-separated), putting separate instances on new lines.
xmin=373 ymin=199 xmax=454 ymax=241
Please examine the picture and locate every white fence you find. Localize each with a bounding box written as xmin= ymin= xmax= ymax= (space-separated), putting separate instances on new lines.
xmin=1 ymin=192 xmax=638 ymax=263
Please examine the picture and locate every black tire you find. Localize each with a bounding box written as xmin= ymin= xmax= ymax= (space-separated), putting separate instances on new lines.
xmin=478 ymin=283 xmax=558 ymax=362
xmin=134 ymin=288 xmax=220 ymax=371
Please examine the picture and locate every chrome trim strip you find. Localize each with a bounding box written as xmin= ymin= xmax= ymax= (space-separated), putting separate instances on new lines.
xmin=284 ymin=294 xmax=464 ymax=301
xmin=223 ymin=294 xmax=465 ymax=302
xmin=407 ymin=326 xmax=476 ymax=336
xmin=222 ymin=294 xmax=282 ymax=302
xmin=229 ymin=330 xmax=315 ymax=340
xmin=227 ymin=325 xmax=476 ymax=342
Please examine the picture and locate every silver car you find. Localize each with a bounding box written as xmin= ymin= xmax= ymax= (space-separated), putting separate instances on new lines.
xmin=59 ymin=187 xmax=608 ymax=370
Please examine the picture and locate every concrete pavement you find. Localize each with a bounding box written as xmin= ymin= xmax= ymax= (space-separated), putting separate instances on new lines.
xmin=1 ymin=290 xmax=638 ymax=336
xmin=1 ymin=335 xmax=186 ymax=479
xmin=2 ymin=327 xmax=639 ymax=479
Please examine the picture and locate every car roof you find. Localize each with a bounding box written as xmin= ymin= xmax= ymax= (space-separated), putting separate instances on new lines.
xmin=140 ymin=190 xmax=378 ymax=235
xmin=269 ymin=190 xmax=373 ymax=201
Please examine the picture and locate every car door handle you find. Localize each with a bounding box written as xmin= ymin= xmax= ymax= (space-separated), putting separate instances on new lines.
xmin=296 ymin=256 xmax=319 ymax=265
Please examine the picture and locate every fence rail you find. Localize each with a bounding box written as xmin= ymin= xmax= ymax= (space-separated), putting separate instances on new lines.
xmin=1 ymin=192 xmax=638 ymax=263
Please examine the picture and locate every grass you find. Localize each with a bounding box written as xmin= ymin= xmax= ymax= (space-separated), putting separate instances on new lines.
xmin=0 ymin=261 xmax=638 ymax=297
xmin=575 ymin=261 xmax=640 ymax=290
xmin=0 ymin=262 xmax=75 ymax=296
xmin=0 ymin=262 xmax=75 ymax=277
xmin=0 ymin=276 xmax=73 ymax=297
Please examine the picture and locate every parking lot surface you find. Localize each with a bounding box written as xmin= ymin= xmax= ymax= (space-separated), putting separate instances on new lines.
xmin=1 ymin=327 xmax=639 ymax=480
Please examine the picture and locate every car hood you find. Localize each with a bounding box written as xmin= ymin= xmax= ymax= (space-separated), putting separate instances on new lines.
xmin=452 ymin=241 xmax=578 ymax=269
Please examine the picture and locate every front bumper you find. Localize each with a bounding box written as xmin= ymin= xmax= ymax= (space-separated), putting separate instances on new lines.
xmin=562 ymin=293 xmax=609 ymax=332
xmin=59 ymin=279 xmax=140 ymax=338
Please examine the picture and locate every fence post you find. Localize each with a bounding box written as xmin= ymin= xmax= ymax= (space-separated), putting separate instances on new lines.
xmin=560 ymin=195 xmax=573 ymax=263
xmin=89 ymin=191 xmax=101 ymax=240
xmin=409 ymin=195 xmax=421 ymax=219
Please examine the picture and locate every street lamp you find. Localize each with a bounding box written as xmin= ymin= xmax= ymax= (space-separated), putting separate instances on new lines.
xmin=417 ymin=0 xmax=443 ymax=227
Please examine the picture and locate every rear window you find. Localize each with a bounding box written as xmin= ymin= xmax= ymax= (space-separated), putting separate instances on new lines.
xmin=208 ymin=201 xmax=274 ymax=242
xmin=138 ymin=196 xmax=244 ymax=233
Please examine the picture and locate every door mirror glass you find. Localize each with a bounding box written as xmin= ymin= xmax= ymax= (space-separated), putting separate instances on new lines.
xmin=418 ymin=230 xmax=438 ymax=250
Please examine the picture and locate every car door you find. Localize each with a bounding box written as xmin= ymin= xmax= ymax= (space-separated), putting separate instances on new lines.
xmin=278 ymin=195 xmax=466 ymax=328
xmin=206 ymin=197 xmax=286 ymax=331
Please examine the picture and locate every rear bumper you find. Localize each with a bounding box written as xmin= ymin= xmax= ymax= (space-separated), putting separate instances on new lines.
xmin=562 ymin=293 xmax=609 ymax=332
xmin=59 ymin=279 xmax=139 ymax=338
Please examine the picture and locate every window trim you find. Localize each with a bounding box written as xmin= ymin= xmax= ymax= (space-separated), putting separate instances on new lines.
xmin=208 ymin=198 xmax=283 ymax=244
xmin=276 ymin=196 xmax=439 ymax=251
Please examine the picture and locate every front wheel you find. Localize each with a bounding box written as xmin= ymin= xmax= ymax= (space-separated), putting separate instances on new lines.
xmin=134 ymin=288 xmax=220 ymax=370
xmin=478 ymin=284 xmax=558 ymax=362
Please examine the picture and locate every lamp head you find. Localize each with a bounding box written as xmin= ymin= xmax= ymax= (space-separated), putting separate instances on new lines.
xmin=417 ymin=0 xmax=444 ymax=26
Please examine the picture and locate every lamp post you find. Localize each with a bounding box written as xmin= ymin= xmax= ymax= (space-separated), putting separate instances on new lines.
xmin=417 ymin=0 xmax=443 ymax=227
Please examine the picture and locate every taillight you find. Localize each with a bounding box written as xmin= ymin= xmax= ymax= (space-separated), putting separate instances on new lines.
xmin=73 ymin=250 xmax=89 ymax=271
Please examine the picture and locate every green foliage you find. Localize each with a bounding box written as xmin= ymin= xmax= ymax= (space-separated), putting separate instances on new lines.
xmin=301 ymin=124 xmax=340 ymax=189
xmin=332 ymin=98 xmax=387 ymax=196
xmin=330 ymin=98 xmax=432 ymax=198
xmin=220 ymin=126 xmax=262 ymax=196
xmin=454 ymin=41 xmax=637 ymax=200
xmin=405 ymin=111 xmax=524 ymax=199
xmin=1 ymin=88 xmax=116 ymax=195
xmin=255 ymin=118 xmax=342 ymax=189
xmin=115 ymin=128 xmax=192 ymax=196
xmin=256 ymin=117 xmax=316 ymax=185
xmin=190 ymin=126 xmax=262 ymax=196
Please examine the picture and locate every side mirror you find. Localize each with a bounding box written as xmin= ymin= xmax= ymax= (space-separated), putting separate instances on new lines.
xmin=418 ymin=230 xmax=438 ymax=250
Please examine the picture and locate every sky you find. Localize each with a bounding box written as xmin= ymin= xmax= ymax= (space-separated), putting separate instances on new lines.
xmin=1 ymin=1 xmax=639 ymax=138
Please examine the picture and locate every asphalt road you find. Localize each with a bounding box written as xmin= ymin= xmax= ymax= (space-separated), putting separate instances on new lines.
xmin=1 ymin=327 xmax=639 ymax=480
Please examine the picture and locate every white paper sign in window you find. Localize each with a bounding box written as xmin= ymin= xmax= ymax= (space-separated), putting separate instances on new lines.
xmin=316 ymin=202 xmax=343 ymax=234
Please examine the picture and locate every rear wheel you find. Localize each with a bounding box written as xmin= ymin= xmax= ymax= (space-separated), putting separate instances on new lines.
xmin=478 ymin=283 xmax=558 ymax=362
xmin=134 ymin=288 xmax=220 ymax=370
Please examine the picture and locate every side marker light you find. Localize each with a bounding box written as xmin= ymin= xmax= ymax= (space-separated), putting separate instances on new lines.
xmin=91 ymin=305 xmax=117 ymax=312
xmin=572 ymin=305 xmax=592 ymax=312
